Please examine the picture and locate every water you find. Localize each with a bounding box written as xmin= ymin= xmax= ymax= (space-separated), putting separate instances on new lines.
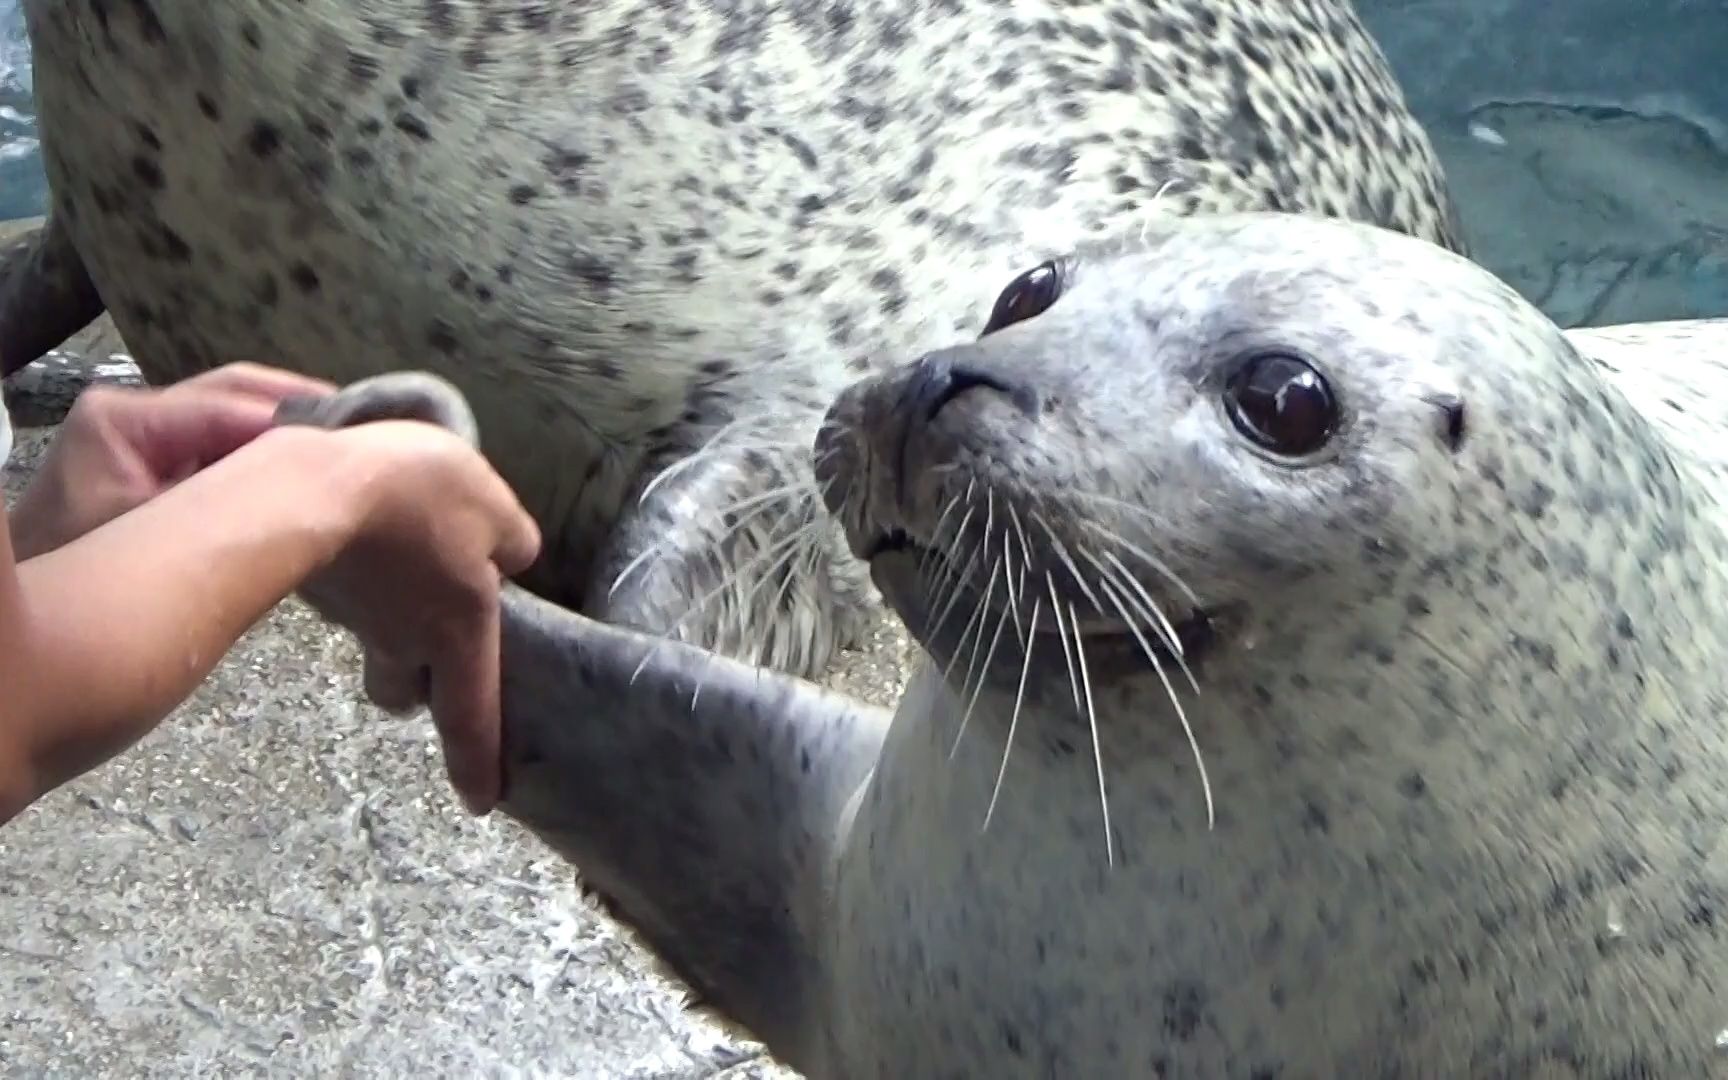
xmin=0 ymin=0 xmax=42 ymax=222
xmin=0 ymin=1 xmax=1723 ymax=328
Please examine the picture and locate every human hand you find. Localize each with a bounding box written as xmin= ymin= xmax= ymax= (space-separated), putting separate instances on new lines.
xmin=294 ymin=418 xmax=540 ymax=817
xmin=10 ymin=363 xmax=337 ymax=559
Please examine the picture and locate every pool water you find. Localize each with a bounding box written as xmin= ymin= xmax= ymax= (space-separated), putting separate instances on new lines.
xmin=0 ymin=0 xmax=1724 ymax=329
xmin=0 ymin=0 xmax=40 ymax=224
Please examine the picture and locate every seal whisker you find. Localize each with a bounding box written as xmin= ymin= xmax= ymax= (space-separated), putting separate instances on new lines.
xmin=939 ymin=544 xmax=1001 ymax=688
xmin=1079 ymin=518 xmax=1202 ymax=607
xmin=1095 ymin=549 xmax=1203 ymax=697
xmin=686 ymin=649 xmax=720 ymax=711
xmin=925 ymin=503 xmax=976 ymax=580
xmin=926 ymin=523 xmax=988 ymax=645
xmin=730 ymin=517 xmax=828 ymax=639
xmin=1136 ymin=178 xmax=1184 ymax=248
xmin=1096 ymin=577 xmax=1215 ymax=830
xmin=1078 ymin=546 xmax=1180 ymax=656
xmin=1001 ymin=514 xmax=1029 ymax=650
xmin=636 ymin=415 xmax=759 ymax=506
xmin=926 ymin=496 xmax=963 ymax=565
xmin=1032 ymin=510 xmax=1110 ymax=617
xmin=1069 ymin=601 xmax=1114 ymax=869
xmin=758 ymin=523 xmax=826 ymax=666
xmin=1047 ymin=575 xmax=1084 ymax=711
xmin=1078 ymin=546 xmax=1202 ymax=698
xmin=712 ymin=480 xmax=822 ymax=523
xmin=983 ymin=489 xmax=996 ymax=568
xmin=1009 ymin=504 xmax=1035 ymax=567
xmin=951 ymin=561 xmax=1016 ymax=762
xmin=607 ymin=543 xmax=662 ymax=602
xmin=983 ymin=596 xmax=1043 ymax=833
xmin=635 ymin=513 xmax=827 ymax=675
xmin=610 ymin=479 xmax=816 ymax=601
xmin=1060 ymin=490 xmax=1172 ymax=522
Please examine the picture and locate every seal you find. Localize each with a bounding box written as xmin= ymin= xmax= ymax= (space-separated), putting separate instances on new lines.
xmin=2 ymin=0 xmax=1464 ymax=679
xmin=292 ymin=211 xmax=1728 ymax=1076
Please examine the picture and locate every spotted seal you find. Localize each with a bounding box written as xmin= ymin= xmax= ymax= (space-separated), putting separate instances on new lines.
xmin=291 ymin=211 xmax=1728 ymax=1076
xmin=2 ymin=0 xmax=1463 ymax=679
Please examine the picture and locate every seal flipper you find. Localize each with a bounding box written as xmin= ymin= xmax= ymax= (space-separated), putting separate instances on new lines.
xmin=591 ymin=445 xmax=875 ymax=681
xmin=273 ymin=370 xmax=891 ymax=1065
xmin=0 ymin=216 xmax=105 ymax=377
xmin=498 ymin=586 xmax=889 ymax=1071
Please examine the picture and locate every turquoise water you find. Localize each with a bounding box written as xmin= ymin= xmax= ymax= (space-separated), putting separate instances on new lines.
xmin=0 ymin=0 xmax=41 ymax=222
xmin=0 ymin=1 xmax=1724 ymax=328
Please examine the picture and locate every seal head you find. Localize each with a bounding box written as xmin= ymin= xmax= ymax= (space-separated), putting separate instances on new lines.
xmin=818 ymin=213 xmax=1519 ymax=691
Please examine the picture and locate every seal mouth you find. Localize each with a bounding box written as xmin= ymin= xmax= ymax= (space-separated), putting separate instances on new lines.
xmin=864 ymin=527 xmax=916 ymax=561
xmin=865 ymin=527 xmax=1218 ymax=667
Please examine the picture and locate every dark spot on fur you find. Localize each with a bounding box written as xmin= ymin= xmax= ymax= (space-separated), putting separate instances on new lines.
xmin=1301 ymin=799 xmax=1330 ymax=833
xmin=427 ymin=319 xmax=459 ymax=353
xmin=1427 ymin=393 xmax=1467 ymax=451
xmin=424 ymin=0 xmax=457 ymax=37
xmin=567 ymin=253 xmax=617 ymax=290
xmin=347 ymin=51 xmax=383 ymax=84
xmin=1161 ymin=982 xmax=1208 ymax=1041
xmin=131 ymin=120 xmax=162 ymax=151
xmin=394 ymin=114 xmax=433 ymax=141
xmin=246 ymin=120 xmax=283 ymax=158
xmin=130 ymin=156 xmax=164 ymax=189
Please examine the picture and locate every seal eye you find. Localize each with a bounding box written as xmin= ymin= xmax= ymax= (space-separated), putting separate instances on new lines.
xmin=1223 ymin=351 xmax=1339 ymax=458
xmin=982 ymin=261 xmax=1063 ymax=335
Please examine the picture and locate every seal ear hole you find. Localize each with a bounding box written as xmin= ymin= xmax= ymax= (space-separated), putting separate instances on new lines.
xmin=1427 ymin=393 xmax=1467 ymax=453
xmin=1221 ymin=350 xmax=1340 ymax=459
xmin=981 ymin=260 xmax=1064 ymax=336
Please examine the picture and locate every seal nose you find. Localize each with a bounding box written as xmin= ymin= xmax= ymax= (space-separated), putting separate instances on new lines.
xmin=890 ymin=352 xmax=1035 ymax=515
xmin=901 ymin=352 xmax=1032 ymax=423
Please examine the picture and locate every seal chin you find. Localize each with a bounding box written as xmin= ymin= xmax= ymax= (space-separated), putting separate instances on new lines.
xmin=865 ymin=531 xmax=1220 ymax=679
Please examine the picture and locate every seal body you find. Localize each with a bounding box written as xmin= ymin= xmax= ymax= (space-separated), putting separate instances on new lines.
xmin=803 ymin=214 xmax=1728 ymax=1076
xmin=7 ymin=0 xmax=1463 ymax=677
xmin=297 ymin=212 xmax=1728 ymax=1076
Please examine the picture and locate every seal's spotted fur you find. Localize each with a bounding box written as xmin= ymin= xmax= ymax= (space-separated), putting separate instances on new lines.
xmin=6 ymin=0 xmax=1461 ymax=677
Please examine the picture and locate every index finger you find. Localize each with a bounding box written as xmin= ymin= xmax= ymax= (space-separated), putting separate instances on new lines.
xmin=99 ymin=383 xmax=286 ymax=477
xmin=175 ymin=361 xmax=340 ymax=404
xmin=466 ymin=462 xmax=541 ymax=576
xmin=495 ymin=504 xmax=542 ymax=578
xmin=426 ymin=599 xmax=505 ymax=816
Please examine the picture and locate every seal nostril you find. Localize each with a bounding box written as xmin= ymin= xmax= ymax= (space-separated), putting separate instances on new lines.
xmin=904 ymin=353 xmax=1033 ymax=424
xmin=936 ymin=365 xmax=1023 ymax=417
xmin=893 ymin=351 xmax=1037 ymax=514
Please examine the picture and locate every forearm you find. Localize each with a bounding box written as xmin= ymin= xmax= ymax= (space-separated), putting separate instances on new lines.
xmin=0 ymin=427 xmax=371 ymax=821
